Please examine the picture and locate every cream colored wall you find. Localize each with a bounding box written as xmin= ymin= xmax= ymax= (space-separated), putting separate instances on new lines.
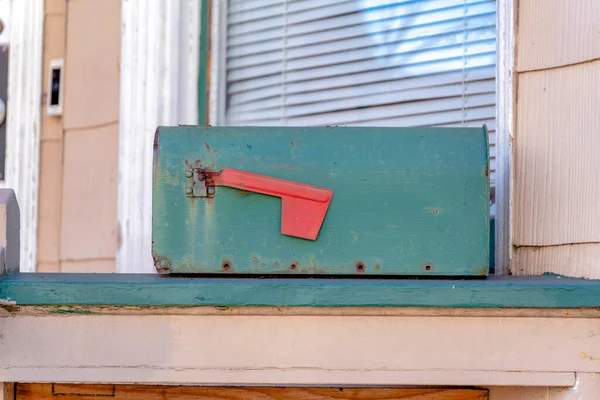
xmin=512 ymin=0 xmax=600 ymax=278
xmin=37 ymin=0 xmax=120 ymax=273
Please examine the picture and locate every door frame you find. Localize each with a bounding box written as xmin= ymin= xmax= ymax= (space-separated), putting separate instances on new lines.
xmin=117 ymin=0 xmax=201 ymax=272
xmin=0 ymin=0 xmax=44 ymax=272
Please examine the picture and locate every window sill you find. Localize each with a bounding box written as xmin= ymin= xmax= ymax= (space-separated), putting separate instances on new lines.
xmin=1 ymin=272 xmax=600 ymax=308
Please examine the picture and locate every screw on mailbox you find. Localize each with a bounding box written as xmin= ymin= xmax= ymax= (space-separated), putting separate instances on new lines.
xmin=185 ymin=170 xmax=193 ymax=178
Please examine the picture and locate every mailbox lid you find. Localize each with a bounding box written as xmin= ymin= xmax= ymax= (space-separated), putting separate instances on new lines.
xmin=152 ymin=126 xmax=489 ymax=276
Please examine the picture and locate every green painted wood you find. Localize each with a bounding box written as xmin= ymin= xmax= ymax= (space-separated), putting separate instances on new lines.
xmin=1 ymin=273 xmax=600 ymax=308
xmin=153 ymin=126 xmax=490 ymax=276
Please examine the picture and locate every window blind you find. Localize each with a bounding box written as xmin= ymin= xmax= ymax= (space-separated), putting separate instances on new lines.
xmin=225 ymin=0 xmax=497 ymax=188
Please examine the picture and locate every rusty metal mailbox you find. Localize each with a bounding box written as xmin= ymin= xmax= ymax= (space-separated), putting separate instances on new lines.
xmin=152 ymin=125 xmax=490 ymax=276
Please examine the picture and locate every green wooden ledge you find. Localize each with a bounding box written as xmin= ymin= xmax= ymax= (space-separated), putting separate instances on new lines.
xmin=1 ymin=273 xmax=600 ymax=308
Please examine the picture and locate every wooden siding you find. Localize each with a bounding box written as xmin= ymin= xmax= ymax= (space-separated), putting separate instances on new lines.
xmin=513 ymin=0 xmax=600 ymax=278
xmin=37 ymin=0 xmax=121 ymax=272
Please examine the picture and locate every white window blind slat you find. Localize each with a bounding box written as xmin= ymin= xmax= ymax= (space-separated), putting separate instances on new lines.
xmin=227 ymin=0 xmax=285 ymax=15
xmin=340 ymin=105 xmax=496 ymax=127
xmin=228 ymin=0 xmax=463 ymax=27
xmin=230 ymin=66 xmax=495 ymax=112
xmin=223 ymin=0 xmax=497 ymax=187
xmin=228 ymin=51 xmax=495 ymax=94
xmin=228 ymin=32 xmax=495 ymax=81
xmin=228 ymin=13 xmax=496 ymax=67
xmin=436 ymin=118 xmax=496 ymax=131
xmin=229 ymin=0 xmax=364 ymax=25
xmin=228 ymin=79 xmax=495 ymax=123
xmin=228 ymin=0 xmax=485 ymax=37
xmin=227 ymin=2 xmax=494 ymax=51
xmin=229 ymin=93 xmax=495 ymax=126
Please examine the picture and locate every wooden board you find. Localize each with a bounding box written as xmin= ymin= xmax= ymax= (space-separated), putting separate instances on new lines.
xmin=0 ymin=313 xmax=583 ymax=386
xmin=3 ymin=273 xmax=600 ymax=309
xmin=16 ymin=384 xmax=488 ymax=400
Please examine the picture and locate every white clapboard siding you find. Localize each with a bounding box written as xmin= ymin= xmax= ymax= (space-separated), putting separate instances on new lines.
xmin=224 ymin=0 xmax=497 ymax=187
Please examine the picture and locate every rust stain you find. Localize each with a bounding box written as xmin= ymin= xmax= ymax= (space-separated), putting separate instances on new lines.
xmin=235 ymin=189 xmax=251 ymax=196
xmin=355 ymin=262 xmax=366 ymax=273
xmin=153 ymin=128 xmax=160 ymax=150
xmin=374 ymin=263 xmax=381 ymax=271
xmin=152 ymin=252 xmax=171 ymax=274
xmin=483 ymin=165 xmax=489 ymax=177
xmin=424 ymin=206 xmax=441 ymax=214
xmin=299 ymin=267 xmax=327 ymax=274
xmin=204 ymin=141 xmax=211 ymax=151
xmin=579 ymin=352 xmax=597 ymax=361
xmin=290 ymin=141 xmax=295 ymax=147
xmin=221 ymin=260 xmax=231 ymax=271
xmin=249 ymin=254 xmax=267 ymax=269
xmin=351 ymin=231 xmax=357 ymax=238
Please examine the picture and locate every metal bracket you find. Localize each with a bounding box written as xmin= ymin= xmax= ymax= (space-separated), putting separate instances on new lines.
xmin=184 ymin=168 xmax=215 ymax=198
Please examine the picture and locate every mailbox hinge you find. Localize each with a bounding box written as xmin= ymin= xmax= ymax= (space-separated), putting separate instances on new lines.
xmin=185 ymin=168 xmax=215 ymax=198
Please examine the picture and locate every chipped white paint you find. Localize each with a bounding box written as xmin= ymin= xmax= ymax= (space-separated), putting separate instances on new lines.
xmin=490 ymin=374 xmax=600 ymax=399
xmin=118 ymin=0 xmax=200 ymax=273
xmin=1 ymin=0 xmax=43 ymax=272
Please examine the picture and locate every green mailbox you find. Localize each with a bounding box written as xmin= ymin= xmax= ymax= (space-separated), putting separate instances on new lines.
xmin=152 ymin=125 xmax=489 ymax=276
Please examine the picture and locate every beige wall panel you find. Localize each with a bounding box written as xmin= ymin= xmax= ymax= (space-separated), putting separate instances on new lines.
xmin=36 ymin=262 xmax=60 ymax=273
xmin=513 ymin=243 xmax=600 ymax=278
xmin=517 ymin=0 xmax=600 ymax=71
xmin=63 ymin=0 xmax=120 ymax=129
xmin=41 ymin=14 xmax=65 ymax=86
xmin=36 ymin=141 xmax=63 ymax=265
xmin=514 ymin=61 xmax=600 ymax=246
xmin=60 ymin=124 xmax=118 ymax=261
xmin=60 ymin=259 xmax=115 ymax=273
xmin=46 ymin=0 xmax=66 ymax=15
xmin=40 ymin=115 xmax=63 ymax=142
xmin=41 ymin=14 xmax=65 ymax=90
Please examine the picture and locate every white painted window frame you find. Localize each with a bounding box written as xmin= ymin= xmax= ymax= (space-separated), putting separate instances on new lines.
xmin=117 ymin=0 xmax=200 ymax=273
xmin=494 ymin=0 xmax=514 ymax=275
xmin=209 ymin=0 xmax=515 ymax=275
xmin=0 ymin=0 xmax=44 ymax=273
